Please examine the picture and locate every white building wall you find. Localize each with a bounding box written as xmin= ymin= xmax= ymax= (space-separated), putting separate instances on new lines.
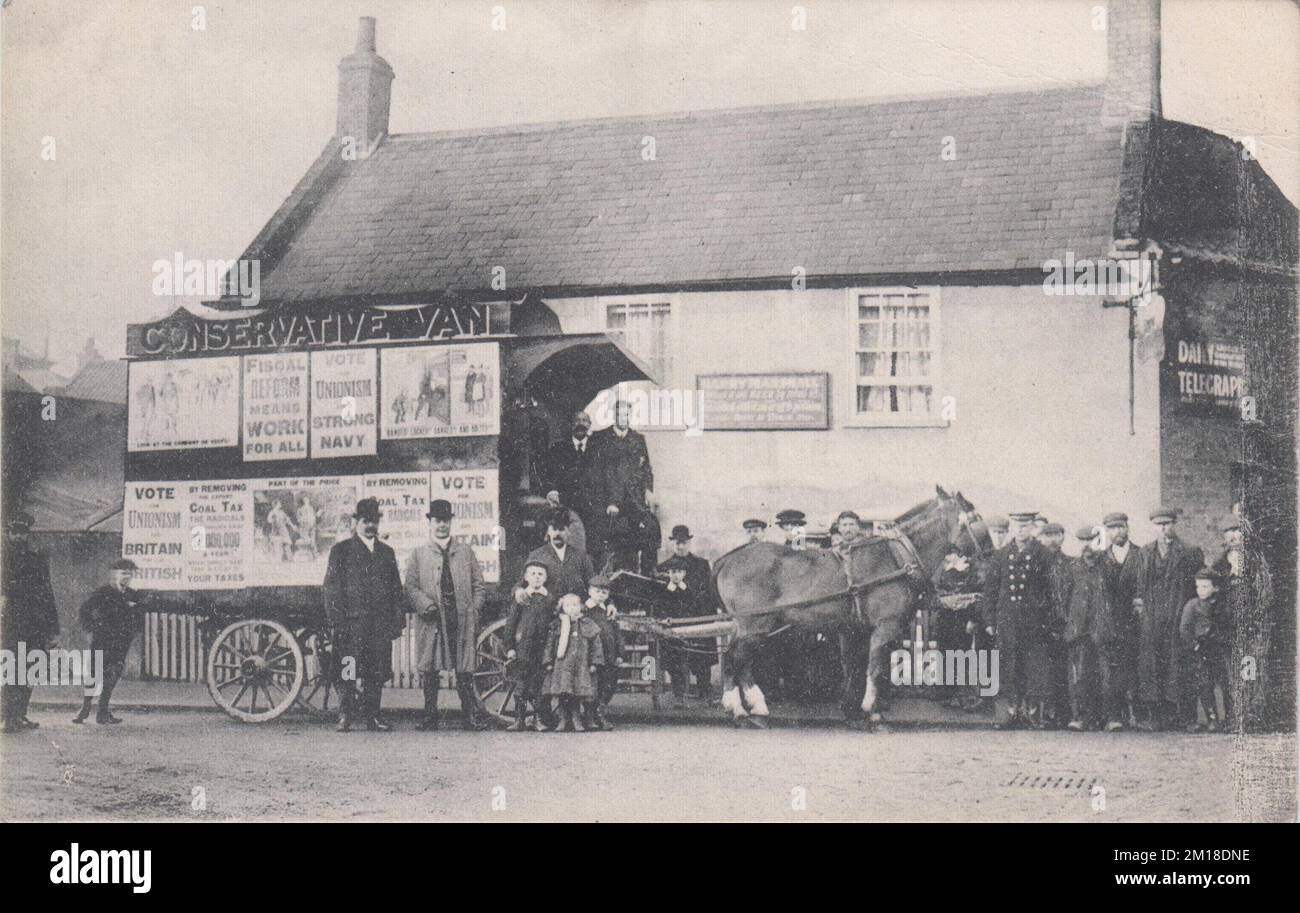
xmin=545 ymin=284 xmax=1161 ymax=561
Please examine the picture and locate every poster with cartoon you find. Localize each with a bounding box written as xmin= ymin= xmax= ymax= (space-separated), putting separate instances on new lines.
xmin=128 ymin=357 xmax=240 ymax=451
xmin=363 ymin=472 xmax=430 ymax=581
xmin=380 ymin=342 xmax=499 ymax=439
xmin=248 ymin=476 xmax=361 ymax=586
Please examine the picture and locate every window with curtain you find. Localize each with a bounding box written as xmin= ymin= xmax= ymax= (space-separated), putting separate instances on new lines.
xmin=605 ymin=301 xmax=672 ymax=386
xmin=853 ymin=290 xmax=939 ymax=420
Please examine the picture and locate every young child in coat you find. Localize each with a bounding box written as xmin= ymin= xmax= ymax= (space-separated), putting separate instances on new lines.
xmin=1179 ymin=568 xmax=1231 ymax=732
xmin=582 ymin=574 xmax=620 ymax=731
xmin=658 ymin=556 xmax=699 ymax=709
xmin=543 ymin=593 xmax=605 ymax=732
xmin=505 ymin=560 xmax=555 ymax=732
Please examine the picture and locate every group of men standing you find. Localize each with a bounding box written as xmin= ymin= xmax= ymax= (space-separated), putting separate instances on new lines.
xmin=538 ymin=404 xmax=657 ymax=573
xmin=971 ymin=507 xmax=1272 ymax=732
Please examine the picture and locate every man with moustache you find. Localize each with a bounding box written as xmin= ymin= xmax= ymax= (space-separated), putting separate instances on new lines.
xmin=323 ymin=498 xmax=406 ymax=732
xmin=590 ymin=400 xmax=657 ymax=571
xmin=542 ymin=411 xmax=599 ymax=537
xmin=405 ymin=499 xmax=489 ymax=731
xmin=522 ymin=507 xmax=596 ymax=600
xmin=1099 ymin=512 xmax=1143 ymax=731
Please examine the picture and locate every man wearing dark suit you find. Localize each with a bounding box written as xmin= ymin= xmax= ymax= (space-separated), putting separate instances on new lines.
xmin=542 ymin=410 xmax=599 ymax=533
xmin=74 ymin=559 xmax=146 ymax=725
xmin=656 ymin=525 xmax=719 ymax=699
xmin=590 ymin=400 xmax=656 ymax=571
xmin=1135 ymin=507 xmax=1204 ymax=731
xmin=323 ymin=498 xmax=407 ymax=732
xmin=1 ymin=512 xmax=59 ymax=733
xmin=1099 ymin=511 xmax=1143 ymax=731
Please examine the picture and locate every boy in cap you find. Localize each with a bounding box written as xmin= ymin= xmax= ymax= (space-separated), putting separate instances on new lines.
xmin=1136 ymin=507 xmax=1203 ymax=731
xmin=74 ymin=559 xmax=146 ymax=725
xmin=504 ymin=560 xmax=554 ymax=731
xmin=742 ymin=518 xmax=768 ymax=545
xmin=1 ymin=512 xmax=59 ymax=733
xmin=657 ymin=555 xmax=699 ymax=708
xmin=582 ymin=573 xmax=620 ymax=729
xmin=325 ymin=497 xmax=406 ymax=732
xmin=1178 ymin=569 xmax=1230 ymax=732
xmin=1037 ymin=522 xmax=1071 ymax=728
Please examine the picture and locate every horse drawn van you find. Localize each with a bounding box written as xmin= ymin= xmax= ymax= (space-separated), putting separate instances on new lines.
xmin=123 ymin=294 xmax=655 ymax=722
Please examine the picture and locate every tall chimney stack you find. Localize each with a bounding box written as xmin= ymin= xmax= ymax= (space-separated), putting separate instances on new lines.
xmin=337 ymin=16 xmax=394 ymax=145
xmin=1102 ymin=0 xmax=1162 ymax=128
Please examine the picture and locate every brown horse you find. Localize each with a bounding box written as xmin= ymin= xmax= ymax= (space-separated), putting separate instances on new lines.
xmin=701 ymin=487 xmax=990 ymax=728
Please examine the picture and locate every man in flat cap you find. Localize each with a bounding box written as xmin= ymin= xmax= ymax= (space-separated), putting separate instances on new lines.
xmin=2 ymin=512 xmax=59 ymax=733
xmin=1062 ymin=526 xmax=1107 ymax=730
xmin=742 ymin=518 xmax=768 ymax=545
xmin=776 ymin=510 xmax=808 ymax=550
xmin=657 ymin=525 xmax=720 ymax=700
xmin=323 ymin=498 xmax=407 ymax=732
xmin=982 ymin=511 xmax=1056 ymax=729
xmin=986 ymin=516 xmax=1010 ymax=551
xmin=1211 ymin=513 xmax=1273 ymax=731
xmin=406 ymin=498 xmax=488 ymax=730
xmin=1135 ymin=507 xmax=1203 ymax=730
xmin=522 ymin=507 xmax=596 ymax=601
xmin=1098 ymin=512 xmax=1142 ymax=731
xmin=74 ymin=559 xmax=146 ymax=725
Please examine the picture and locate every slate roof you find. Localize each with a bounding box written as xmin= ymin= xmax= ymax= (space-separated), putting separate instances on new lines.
xmin=245 ymin=84 xmax=1130 ymax=304
xmin=57 ymin=357 xmax=128 ymax=405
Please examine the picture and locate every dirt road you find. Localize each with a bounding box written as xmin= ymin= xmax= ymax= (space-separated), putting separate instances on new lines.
xmin=2 ymin=711 xmax=1294 ymax=822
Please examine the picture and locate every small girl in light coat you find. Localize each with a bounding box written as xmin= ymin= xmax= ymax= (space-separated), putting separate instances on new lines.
xmin=542 ymin=593 xmax=605 ymax=732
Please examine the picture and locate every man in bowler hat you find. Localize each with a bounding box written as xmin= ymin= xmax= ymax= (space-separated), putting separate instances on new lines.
xmin=323 ymin=498 xmax=407 ymax=731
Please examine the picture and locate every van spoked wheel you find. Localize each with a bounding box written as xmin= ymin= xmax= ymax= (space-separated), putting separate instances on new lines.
xmin=206 ymin=618 xmax=305 ymax=722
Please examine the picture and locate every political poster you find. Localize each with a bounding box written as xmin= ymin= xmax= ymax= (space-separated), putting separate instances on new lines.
xmin=248 ymin=476 xmax=361 ymax=586
xmin=431 ymin=468 xmax=501 ymax=582
xmin=242 ymin=353 xmax=309 ymax=461
xmin=121 ymin=482 xmax=189 ymax=589
xmin=127 ymin=357 xmax=239 ymax=451
xmin=182 ymin=480 xmax=254 ymax=589
xmin=380 ymin=342 xmax=499 ymax=440
xmin=364 ymin=472 xmax=431 ymax=580
xmin=311 ymin=348 xmax=378 ymax=458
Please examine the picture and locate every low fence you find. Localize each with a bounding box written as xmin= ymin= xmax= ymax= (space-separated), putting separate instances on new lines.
xmin=141 ymin=612 xmax=425 ymax=688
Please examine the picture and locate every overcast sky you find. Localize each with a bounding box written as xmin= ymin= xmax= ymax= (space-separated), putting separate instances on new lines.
xmin=3 ymin=0 xmax=1297 ymax=372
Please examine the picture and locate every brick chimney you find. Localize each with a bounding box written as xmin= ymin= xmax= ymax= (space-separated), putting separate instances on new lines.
xmin=336 ymin=17 xmax=394 ymax=145
xmin=1102 ymin=0 xmax=1162 ymax=128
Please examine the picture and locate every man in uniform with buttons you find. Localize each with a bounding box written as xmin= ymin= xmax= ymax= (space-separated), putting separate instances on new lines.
xmin=981 ymin=510 xmax=1055 ymax=729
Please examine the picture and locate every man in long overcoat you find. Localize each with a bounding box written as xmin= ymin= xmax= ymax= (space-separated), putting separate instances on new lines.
xmin=1135 ymin=507 xmax=1203 ymax=730
xmin=589 ymin=400 xmax=656 ymax=570
xmin=1 ymin=512 xmax=59 ymax=733
xmin=405 ymin=498 xmax=488 ymax=730
xmin=981 ymin=511 xmax=1055 ymax=729
xmin=1099 ymin=511 xmax=1143 ymax=731
xmin=1212 ymin=513 xmax=1273 ymax=731
xmin=323 ymin=498 xmax=406 ymax=732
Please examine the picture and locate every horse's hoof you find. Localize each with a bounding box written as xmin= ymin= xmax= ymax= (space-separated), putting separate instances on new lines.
xmin=745 ymin=716 xmax=770 ymax=730
xmin=868 ymin=711 xmax=883 ymax=724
